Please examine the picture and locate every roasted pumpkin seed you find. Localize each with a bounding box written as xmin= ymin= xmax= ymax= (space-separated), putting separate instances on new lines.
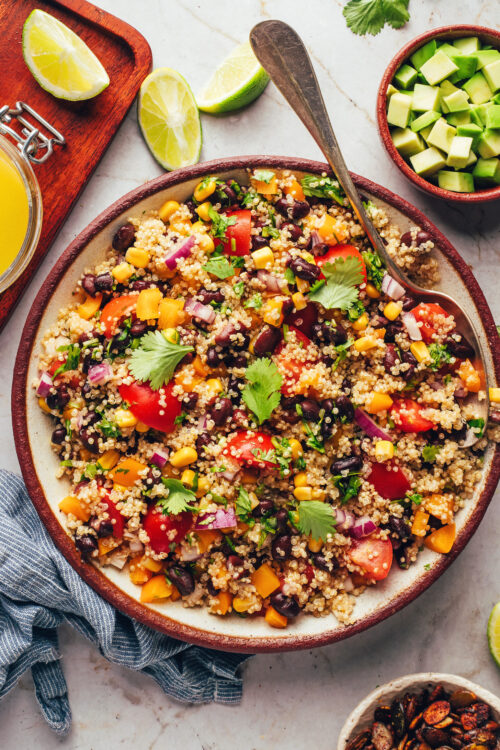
xmin=372 ymin=722 xmax=395 ymax=750
xmin=424 ymin=701 xmax=452 ymax=726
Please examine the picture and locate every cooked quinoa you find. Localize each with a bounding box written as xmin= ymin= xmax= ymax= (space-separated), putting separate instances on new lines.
xmin=34 ymin=169 xmax=497 ymax=629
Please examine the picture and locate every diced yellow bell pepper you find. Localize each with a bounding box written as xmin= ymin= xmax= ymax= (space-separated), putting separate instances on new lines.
xmin=265 ymin=606 xmax=287 ymax=628
xmin=59 ymin=495 xmax=90 ymax=522
xmin=98 ymin=536 xmax=121 ymax=556
xmin=411 ymin=507 xmax=430 ymax=537
xmin=158 ymin=298 xmax=185 ymax=329
xmin=251 ymin=563 xmax=280 ymax=598
xmin=98 ymin=449 xmax=121 ymax=470
xmin=159 ymin=200 xmax=180 ymax=223
xmin=366 ymin=392 xmax=393 ymax=414
xmin=129 ymin=556 xmax=152 ymax=586
xmin=410 ymin=341 xmax=431 ymax=363
xmin=251 ymin=173 xmax=278 ymax=195
xmin=140 ymin=575 xmax=174 ymax=602
xmin=194 ymin=178 xmax=216 ymax=202
xmin=109 ymin=457 xmax=148 ymax=487
xmin=252 ymin=246 xmax=274 ymax=270
xmin=125 ymin=247 xmax=150 ymax=268
xmin=196 ymin=530 xmax=221 ymax=553
xmin=292 ymin=291 xmax=307 ymax=310
xmin=39 ymin=397 xmax=52 ymax=414
xmin=174 ymin=367 xmax=203 ymax=392
xmin=384 ymin=301 xmax=402 ymax=321
xmin=212 ymin=591 xmax=232 ymax=615
xmin=111 ymin=262 xmax=134 ymax=283
xmin=192 ymin=355 xmax=210 ymax=377
xmin=365 ymin=283 xmax=380 ymax=299
xmin=170 ymin=447 xmax=198 ymax=468
xmin=114 ymin=409 xmax=138 ymax=429
xmin=262 ymin=298 xmax=284 ymax=327
xmin=375 ymin=440 xmax=394 ymax=461
xmin=354 ymin=336 xmax=377 ymax=352
xmin=489 ymin=387 xmax=500 ymax=403
xmin=77 ymin=293 xmax=102 ymax=320
xmin=142 ymin=557 xmax=164 ymax=573
xmin=424 ymin=523 xmax=456 ymax=554
xmin=136 ymin=288 xmax=163 ymax=320
xmin=316 ymin=214 xmax=338 ymax=244
xmin=296 ymin=277 xmax=310 ymax=294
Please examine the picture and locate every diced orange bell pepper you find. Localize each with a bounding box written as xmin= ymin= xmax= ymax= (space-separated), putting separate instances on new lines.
xmin=109 ymin=457 xmax=148 ymax=487
xmin=158 ymin=298 xmax=185 ymax=330
xmin=77 ymin=293 xmax=102 ymax=321
xmin=140 ymin=574 xmax=173 ymax=602
xmin=458 ymin=359 xmax=481 ymax=393
xmin=425 ymin=494 xmax=454 ymax=524
xmin=136 ymin=288 xmax=163 ymax=321
xmin=59 ymin=496 xmax=90 ymax=522
xmin=174 ymin=367 xmax=204 ymax=392
xmin=265 ymin=606 xmax=288 ymax=629
xmin=411 ymin=507 xmax=430 ymax=537
xmin=170 ymin=585 xmax=181 ymax=601
xmin=192 ymin=355 xmax=210 ymax=377
xmin=212 ymin=591 xmax=232 ymax=616
xmin=251 ymin=563 xmax=280 ymax=598
xmin=366 ymin=392 xmax=393 ymax=414
xmin=251 ymin=174 xmax=278 ymax=195
xmin=196 ymin=530 xmax=222 ymax=553
xmin=129 ymin=556 xmax=152 ymax=586
xmin=142 ymin=557 xmax=163 ymax=573
xmin=424 ymin=523 xmax=456 ymax=554
xmin=98 ymin=536 xmax=121 ymax=556
xmin=284 ymin=179 xmax=305 ymax=201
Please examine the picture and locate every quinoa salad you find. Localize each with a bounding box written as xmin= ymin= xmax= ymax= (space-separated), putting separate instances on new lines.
xmin=34 ymin=169 xmax=499 ymax=630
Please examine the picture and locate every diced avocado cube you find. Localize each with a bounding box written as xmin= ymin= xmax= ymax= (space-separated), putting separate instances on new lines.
xmin=485 ymin=105 xmax=500 ymax=129
xmin=493 ymin=92 xmax=500 ymax=105
xmin=449 ymin=55 xmax=478 ymax=81
xmin=457 ymin=122 xmax=483 ymax=147
xmin=387 ymin=92 xmax=412 ymax=128
xmin=463 ymin=72 xmax=492 ymax=104
xmin=437 ymin=170 xmax=474 ymax=192
xmin=391 ymin=128 xmax=425 ymax=157
xmin=411 ymin=40 xmax=438 ymax=71
xmin=452 ymin=37 xmax=480 ymax=55
xmin=420 ymin=125 xmax=434 ymax=142
xmin=477 ymin=102 xmax=493 ymax=125
xmin=470 ymin=105 xmax=484 ymax=127
xmin=411 ymin=110 xmax=441 ymax=132
xmin=387 ymin=83 xmax=398 ymax=97
xmin=410 ymin=147 xmax=447 ymax=176
xmin=472 ymin=156 xmax=500 ymax=183
xmin=475 ymin=49 xmax=500 ymax=70
xmin=427 ymin=118 xmax=457 ymax=153
xmin=483 ymin=60 xmax=500 ymax=92
xmin=465 ymin=150 xmax=477 ymax=167
xmin=477 ymin=129 xmax=500 ymax=158
xmin=446 ymin=135 xmax=473 ymax=168
xmin=394 ymin=64 xmax=418 ymax=90
xmin=443 ymin=90 xmax=470 ymax=113
xmin=439 ymin=80 xmax=459 ymax=113
xmin=446 ymin=111 xmax=471 ymax=127
xmin=411 ymin=83 xmax=441 ymax=112
xmin=421 ymin=50 xmax=459 ymax=85
xmin=437 ymin=43 xmax=460 ymax=58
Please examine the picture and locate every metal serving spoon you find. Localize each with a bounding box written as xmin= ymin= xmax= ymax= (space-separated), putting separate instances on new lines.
xmin=250 ymin=19 xmax=489 ymax=425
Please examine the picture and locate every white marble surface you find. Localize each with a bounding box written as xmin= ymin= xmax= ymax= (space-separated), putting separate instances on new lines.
xmin=1 ymin=1 xmax=500 ymax=747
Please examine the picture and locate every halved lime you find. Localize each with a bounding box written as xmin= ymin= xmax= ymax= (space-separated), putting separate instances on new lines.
xmin=197 ymin=41 xmax=270 ymax=114
xmin=22 ymin=9 xmax=109 ymax=101
xmin=138 ymin=68 xmax=202 ymax=171
xmin=488 ymin=602 xmax=500 ymax=668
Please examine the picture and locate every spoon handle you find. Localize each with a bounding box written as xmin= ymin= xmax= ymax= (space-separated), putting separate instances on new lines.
xmin=250 ymin=20 xmax=407 ymax=285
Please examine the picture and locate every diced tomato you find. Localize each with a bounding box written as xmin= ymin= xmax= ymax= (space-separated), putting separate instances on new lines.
xmin=316 ymin=244 xmax=367 ymax=284
xmin=101 ymin=294 xmax=139 ymax=338
xmin=143 ymin=505 xmax=192 ymax=554
xmin=284 ymin=302 xmax=318 ymax=336
xmin=349 ymin=536 xmax=393 ymax=581
xmin=221 ymin=210 xmax=252 ymax=256
xmin=274 ymin=327 xmax=315 ymax=396
xmin=222 ymin=431 xmax=277 ymax=469
xmin=411 ymin=303 xmax=454 ymax=344
xmin=390 ymin=398 xmax=435 ymax=433
xmin=367 ymin=461 xmax=411 ymax=501
xmin=47 ymin=357 xmax=82 ymax=387
xmin=100 ymin=491 xmax=125 ymax=538
xmin=119 ymin=381 xmax=181 ymax=433
xmin=304 ymin=564 xmax=315 ymax=583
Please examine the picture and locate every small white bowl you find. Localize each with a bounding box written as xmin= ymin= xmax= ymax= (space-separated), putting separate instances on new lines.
xmin=338 ymin=672 xmax=500 ymax=750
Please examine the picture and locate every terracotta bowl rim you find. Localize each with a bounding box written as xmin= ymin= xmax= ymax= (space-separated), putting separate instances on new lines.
xmin=376 ymin=24 xmax=500 ymax=203
xmin=12 ymin=155 xmax=500 ymax=653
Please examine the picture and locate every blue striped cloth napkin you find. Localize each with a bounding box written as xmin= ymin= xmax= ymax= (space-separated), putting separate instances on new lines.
xmin=0 ymin=470 xmax=250 ymax=734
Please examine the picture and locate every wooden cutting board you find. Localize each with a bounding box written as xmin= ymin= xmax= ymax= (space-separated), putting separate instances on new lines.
xmin=0 ymin=0 xmax=152 ymax=332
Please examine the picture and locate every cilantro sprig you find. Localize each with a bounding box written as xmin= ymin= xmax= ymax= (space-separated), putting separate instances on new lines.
xmin=428 ymin=344 xmax=452 ymax=372
xmin=308 ymin=255 xmax=363 ymax=310
xmin=297 ymin=501 xmax=336 ymax=541
xmin=300 ymin=175 xmax=345 ymax=205
xmin=242 ymin=358 xmax=282 ymax=424
xmin=361 ymin=250 xmax=385 ymax=290
xmin=129 ymin=331 xmax=194 ymax=390
xmin=158 ymin=478 xmax=197 ymax=515
xmin=236 ymin=486 xmax=253 ymax=522
xmin=202 ymin=256 xmax=236 ymax=279
xmin=253 ymin=169 xmax=275 ymax=184
xmin=54 ymin=343 xmax=80 ymax=376
xmin=343 ymin=0 xmax=410 ymax=37
xmin=208 ymin=205 xmax=237 ymax=240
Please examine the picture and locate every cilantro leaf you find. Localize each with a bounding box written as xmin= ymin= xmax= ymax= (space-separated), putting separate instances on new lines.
xmin=333 ymin=472 xmax=361 ymax=504
xmin=300 ymin=175 xmax=345 ymax=205
xmin=468 ymin=418 xmax=485 ymax=438
xmin=240 ymin=189 xmax=258 ymax=208
xmin=361 ymin=250 xmax=385 ymax=290
xmin=297 ymin=501 xmax=336 ymax=541
xmin=346 ymin=299 xmax=366 ymax=322
xmin=129 ymin=331 xmax=194 ymax=390
xmin=428 ymin=343 xmax=452 ymax=372
xmin=262 ymin=225 xmax=280 ymax=239
xmin=208 ymin=205 xmax=237 ymax=240
xmin=243 ymin=293 xmax=263 ymax=310
xmin=422 ymin=444 xmax=440 ymax=463
xmin=332 ymin=337 xmax=354 ymax=371
xmin=54 ymin=343 xmax=80 ymax=376
xmin=203 ymin=256 xmax=235 ymax=279
xmin=253 ymin=169 xmax=275 ymax=184
xmin=233 ymin=280 xmax=245 ymax=298
xmin=308 ymin=255 xmax=363 ymax=310
xmin=406 ymin=492 xmax=423 ymax=505
xmin=236 ymin=486 xmax=253 ymax=521
xmin=158 ymin=478 xmax=196 ymax=515
xmin=343 ymin=0 xmax=410 ymax=37
xmin=97 ymin=416 xmax=121 ymax=439
xmin=242 ymin=358 xmax=282 ymax=424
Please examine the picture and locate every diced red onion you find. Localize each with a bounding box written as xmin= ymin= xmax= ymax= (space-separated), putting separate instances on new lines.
xmin=178 ymin=544 xmax=202 ymax=562
xmin=88 ymin=362 xmax=112 ymax=385
xmin=184 ymin=297 xmax=215 ymax=324
xmin=350 ymin=515 xmax=377 ymax=539
xmin=454 ymin=385 xmax=468 ymax=399
xmin=129 ymin=539 xmax=144 ymax=554
xmin=310 ymin=230 xmax=323 ymax=248
xmin=194 ymin=507 xmax=237 ymax=530
xmin=164 ymin=236 xmax=196 ymax=269
xmin=461 ymin=427 xmax=478 ymax=448
xmin=334 ymin=508 xmax=355 ymax=532
xmin=36 ymin=372 xmax=53 ymax=397
xmin=107 ymin=549 xmax=129 ymax=569
xmin=198 ymin=415 xmax=209 ymax=431
xmin=219 ymin=469 xmax=238 ymax=482
xmin=150 ymin=450 xmax=168 ymax=468
xmin=343 ymin=575 xmax=354 ymax=592
xmin=402 ymin=311 xmax=422 ymax=341
xmin=354 ymin=408 xmax=392 ymax=441
xmin=215 ymin=322 xmax=237 ymax=345
xmin=381 ymin=273 xmax=405 ymax=301
xmin=257 ymin=269 xmax=288 ymax=293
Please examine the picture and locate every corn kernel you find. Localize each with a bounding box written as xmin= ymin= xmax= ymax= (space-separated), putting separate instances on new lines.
xmin=296 ymin=277 xmax=309 ymax=294
xmin=294 ymin=472 xmax=308 ymax=487
xmin=142 ymin=557 xmax=163 ymax=573
xmin=312 ymin=489 xmax=326 ymax=501
xmin=262 ymin=298 xmax=283 ymax=327
xmin=308 ymin=536 xmax=323 ymax=553
xmin=366 ymin=392 xmax=393 ymax=414
xmin=163 ymin=328 xmax=179 ymax=344
xmin=292 ymin=291 xmax=307 ymax=310
xmin=375 ymin=440 xmax=394 ymax=461
xmin=125 ymin=247 xmax=150 ymax=269
xmin=196 ymin=201 xmax=212 ymax=222
xmin=115 ymin=409 xmax=138 ymax=428
xmin=181 ymin=469 xmax=196 ymax=487
xmin=205 ymin=378 xmax=223 ymax=400
xmin=170 ymin=447 xmax=198 ymax=468
xmin=252 ymin=246 xmax=274 ymax=270
xmin=354 ymin=336 xmax=376 ymax=352
xmin=489 ymin=387 xmax=500 ymax=403
xmin=410 ymin=341 xmax=431 ymax=363
xmin=294 ymin=486 xmax=312 ymax=501
xmin=195 ymin=476 xmax=210 ymax=497
xmin=194 ymin=178 xmax=216 ymax=202
xmin=352 ymin=313 xmax=369 ymax=331
xmin=191 ymin=220 xmax=206 ymax=233
xmin=197 ymin=233 xmax=215 ymax=254
xmin=77 ymin=293 xmax=102 ymax=320
xmin=111 ymin=262 xmax=134 ymax=283
xmin=98 ymin=449 xmax=120 ymax=470
xmin=159 ymin=200 xmax=180 ymax=222
xmin=365 ymin=283 xmax=380 ymax=299
xmin=383 ymin=301 xmax=402 ymax=321
xmin=39 ymin=397 xmax=52 ymax=414
xmin=135 ymin=421 xmax=150 ymax=433
xmin=289 ymin=438 xmax=303 ymax=461
xmin=232 ymin=597 xmax=252 ymax=613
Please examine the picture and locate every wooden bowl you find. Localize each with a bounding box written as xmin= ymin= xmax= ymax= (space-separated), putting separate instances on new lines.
xmin=377 ymin=25 xmax=500 ymax=203
xmin=12 ymin=156 xmax=500 ymax=653
xmin=338 ymin=672 xmax=500 ymax=749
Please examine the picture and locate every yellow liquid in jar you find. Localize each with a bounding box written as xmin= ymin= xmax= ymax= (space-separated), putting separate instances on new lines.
xmin=0 ymin=148 xmax=30 ymax=275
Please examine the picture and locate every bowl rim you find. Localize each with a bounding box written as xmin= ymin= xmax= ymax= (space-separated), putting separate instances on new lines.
xmin=337 ymin=671 xmax=500 ymax=749
xmin=12 ymin=155 xmax=500 ymax=653
xmin=376 ymin=24 xmax=500 ymax=203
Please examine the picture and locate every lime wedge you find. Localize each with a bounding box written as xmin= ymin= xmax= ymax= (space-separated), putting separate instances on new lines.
xmin=138 ymin=68 xmax=202 ymax=171
xmin=488 ymin=602 xmax=500 ymax=668
xmin=197 ymin=41 xmax=270 ymax=114
xmin=22 ymin=9 xmax=109 ymax=101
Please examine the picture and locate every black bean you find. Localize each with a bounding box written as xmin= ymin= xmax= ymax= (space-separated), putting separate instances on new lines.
xmin=321 ymin=399 xmax=334 ymax=416
xmin=224 ymin=352 xmax=247 ymax=368
xmin=80 ymin=428 xmax=99 ymax=454
xmin=207 ymin=579 xmax=220 ymax=596
xmin=219 ymin=183 xmax=237 ymax=205
xmin=51 ymin=426 xmax=66 ymax=444
xmin=82 ymin=382 xmax=93 ymax=400
xmin=206 ymin=346 xmax=222 ymax=368
xmin=321 ymin=414 xmax=335 ymax=441
xmin=446 ymin=334 xmax=475 ymax=360
xmin=184 ymin=200 xmax=197 ymax=220
xmin=110 ymin=332 xmax=130 ymax=352
xmin=227 ymin=555 xmax=244 ymax=569
xmin=181 ymin=351 xmax=195 ymax=366
xmin=82 ymin=274 xmax=97 ymax=297
xmin=271 ymin=534 xmax=292 ymax=560
xmin=227 ymin=376 xmax=243 ymax=404
xmin=489 ymin=411 xmax=500 ymax=425
xmin=400 ymin=230 xmax=432 ymax=248
xmin=95 ymin=272 xmax=113 ymax=293
xmin=288 ymin=256 xmax=320 ymax=282
xmin=253 ymin=325 xmax=282 ymax=355
xmin=210 ymin=397 xmax=233 ymax=426
xmin=301 ymin=399 xmax=321 ymax=422
xmin=282 ymin=221 xmax=303 ymax=242
xmin=401 ymin=295 xmax=416 ymax=311
xmin=388 ymin=515 xmax=411 ymax=542
xmin=312 ymin=553 xmax=339 ymax=573
xmin=130 ymin=319 xmax=148 ymax=338
xmin=330 ymin=455 xmax=362 ymax=474
xmin=401 ymin=350 xmax=417 ymax=381
xmin=275 ymin=508 xmax=289 ymax=533
xmin=383 ymin=343 xmax=399 ymax=372
xmin=251 ymin=234 xmax=269 ymax=251
xmin=182 ymin=392 xmax=198 ymax=411
xmin=335 ymin=395 xmax=354 ymax=422
xmin=168 ymin=565 xmax=195 ymax=596
xmin=47 ymin=385 xmax=70 ymax=411
xmin=252 ymin=498 xmax=274 ymax=518
xmin=130 ymin=279 xmax=151 ymax=292
xmin=384 ymin=320 xmax=404 ymax=342
xmin=75 ymin=534 xmax=98 ymax=555
xmin=83 ymin=410 xmax=100 ymax=427
xmin=196 ymin=433 xmax=211 ymax=455
xmin=270 ymin=592 xmax=300 ymax=618
xmin=112 ymin=222 xmax=136 ymax=252
xmin=197 ymin=288 xmax=224 ymax=305
xmin=275 ymin=197 xmax=310 ymax=220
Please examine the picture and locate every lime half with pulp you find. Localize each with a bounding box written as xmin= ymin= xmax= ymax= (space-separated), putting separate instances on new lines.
xmin=197 ymin=41 xmax=270 ymax=114
xmin=488 ymin=602 xmax=500 ymax=668
xmin=138 ymin=68 xmax=202 ymax=171
xmin=22 ymin=9 xmax=109 ymax=101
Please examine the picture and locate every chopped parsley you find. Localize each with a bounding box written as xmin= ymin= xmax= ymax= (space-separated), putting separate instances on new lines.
xmin=243 ymin=293 xmax=263 ymax=310
xmin=202 ymin=256 xmax=236 ymax=279
xmin=422 ymin=444 xmax=440 ymax=463
xmin=54 ymin=343 xmax=80 ymax=376
xmin=158 ymin=478 xmax=197 ymax=515
xmin=308 ymin=255 xmax=363 ymax=310
xmin=129 ymin=330 xmax=194 ymax=390
xmin=346 ymin=298 xmax=366 ymax=322
xmin=208 ymin=205 xmax=237 ymax=240
xmin=270 ymin=436 xmax=293 ymax=477
xmin=333 ymin=472 xmax=361 ymax=504
xmin=242 ymin=358 xmax=282 ymax=424
xmin=407 ymin=492 xmax=423 ymax=505
xmin=300 ymin=175 xmax=345 ymax=205
xmin=253 ymin=169 xmax=275 ymax=184
xmin=343 ymin=0 xmax=410 ymax=37
xmin=174 ymin=412 xmax=188 ymax=425
xmin=361 ymin=250 xmax=385 ymax=290
xmin=468 ymin=418 xmax=485 ymax=439
xmin=262 ymin=225 xmax=280 ymax=239
xmin=428 ymin=343 xmax=452 ymax=372
xmin=332 ymin=338 xmax=354 ymax=371
xmin=236 ymin=486 xmax=253 ymax=521
xmin=296 ymin=501 xmax=336 ymax=541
